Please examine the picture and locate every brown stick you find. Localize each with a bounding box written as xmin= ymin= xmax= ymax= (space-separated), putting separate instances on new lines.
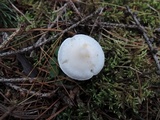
xmin=0 ymin=7 xmax=103 ymax=57
xmin=0 ymin=105 xmax=17 ymax=120
xmin=0 ymin=77 xmax=38 ymax=83
xmin=5 ymin=83 xmax=59 ymax=97
xmin=0 ymin=28 xmax=63 ymax=32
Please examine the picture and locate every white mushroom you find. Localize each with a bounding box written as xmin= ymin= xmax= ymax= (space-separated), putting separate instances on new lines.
xmin=58 ymin=34 xmax=105 ymax=80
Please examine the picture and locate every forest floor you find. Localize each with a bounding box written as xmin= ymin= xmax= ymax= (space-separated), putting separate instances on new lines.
xmin=0 ymin=0 xmax=160 ymax=119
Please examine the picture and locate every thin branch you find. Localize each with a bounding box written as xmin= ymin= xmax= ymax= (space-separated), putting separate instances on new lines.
xmin=0 ymin=28 xmax=64 ymax=32
xmin=5 ymin=83 xmax=59 ymax=98
xmin=99 ymin=22 xmax=138 ymax=29
xmin=0 ymin=7 xmax=103 ymax=57
xmin=126 ymin=6 xmax=160 ymax=74
xmin=0 ymin=77 xmax=38 ymax=83
xmin=0 ymin=22 xmax=153 ymax=32
xmin=0 ymin=27 xmax=21 ymax=50
xmin=68 ymin=0 xmax=82 ymax=17
xmin=90 ymin=8 xmax=104 ymax=35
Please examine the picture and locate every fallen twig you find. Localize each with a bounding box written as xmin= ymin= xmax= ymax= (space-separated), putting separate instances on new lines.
xmin=0 ymin=28 xmax=64 ymax=32
xmin=0 ymin=26 xmax=21 ymax=50
xmin=5 ymin=83 xmax=59 ymax=98
xmin=0 ymin=22 xmax=148 ymax=32
xmin=0 ymin=77 xmax=38 ymax=83
xmin=60 ymin=21 xmax=151 ymax=29
xmin=68 ymin=0 xmax=82 ymax=17
xmin=126 ymin=6 xmax=160 ymax=74
xmin=0 ymin=7 xmax=103 ymax=57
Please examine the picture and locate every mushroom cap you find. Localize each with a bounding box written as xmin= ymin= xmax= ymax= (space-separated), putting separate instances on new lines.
xmin=58 ymin=34 xmax=105 ymax=80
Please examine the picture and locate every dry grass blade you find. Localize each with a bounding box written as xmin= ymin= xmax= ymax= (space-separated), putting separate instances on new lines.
xmin=46 ymin=105 xmax=68 ymax=120
xmin=35 ymin=98 xmax=60 ymax=120
xmin=0 ymin=105 xmax=17 ymax=120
